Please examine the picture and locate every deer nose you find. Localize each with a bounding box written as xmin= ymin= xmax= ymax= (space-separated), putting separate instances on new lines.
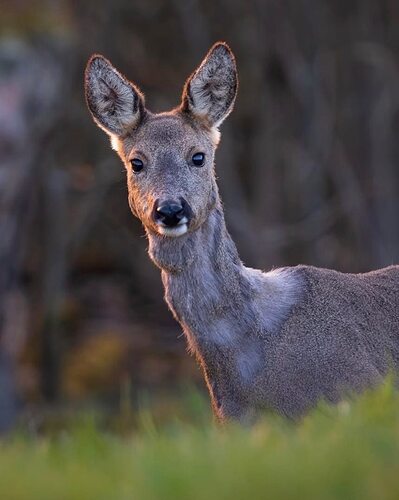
xmin=154 ymin=199 xmax=187 ymax=227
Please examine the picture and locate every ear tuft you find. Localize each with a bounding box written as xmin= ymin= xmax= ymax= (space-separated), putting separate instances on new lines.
xmin=181 ymin=42 xmax=238 ymax=128
xmin=84 ymin=54 xmax=144 ymax=136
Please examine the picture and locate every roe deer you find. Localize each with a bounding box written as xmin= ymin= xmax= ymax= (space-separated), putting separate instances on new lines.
xmin=84 ymin=42 xmax=399 ymax=422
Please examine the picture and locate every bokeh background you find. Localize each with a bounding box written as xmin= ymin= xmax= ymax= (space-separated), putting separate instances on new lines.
xmin=1 ymin=0 xmax=399 ymax=431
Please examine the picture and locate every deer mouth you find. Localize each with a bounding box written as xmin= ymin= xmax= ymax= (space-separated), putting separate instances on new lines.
xmin=156 ymin=217 xmax=188 ymax=237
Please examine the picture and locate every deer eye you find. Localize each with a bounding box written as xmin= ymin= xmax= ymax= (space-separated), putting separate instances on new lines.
xmin=130 ymin=158 xmax=144 ymax=173
xmin=192 ymin=152 xmax=205 ymax=167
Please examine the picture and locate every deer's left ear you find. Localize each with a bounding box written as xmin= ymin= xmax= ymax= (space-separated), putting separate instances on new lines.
xmin=181 ymin=42 xmax=238 ymax=128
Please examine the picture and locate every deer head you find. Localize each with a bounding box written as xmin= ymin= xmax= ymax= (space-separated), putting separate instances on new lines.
xmin=84 ymin=42 xmax=238 ymax=238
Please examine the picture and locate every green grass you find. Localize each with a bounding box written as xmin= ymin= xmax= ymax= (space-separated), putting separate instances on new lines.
xmin=1 ymin=383 xmax=399 ymax=500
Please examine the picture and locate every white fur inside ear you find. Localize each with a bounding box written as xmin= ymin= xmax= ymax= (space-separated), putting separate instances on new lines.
xmin=209 ymin=127 xmax=221 ymax=146
xmin=110 ymin=134 xmax=120 ymax=151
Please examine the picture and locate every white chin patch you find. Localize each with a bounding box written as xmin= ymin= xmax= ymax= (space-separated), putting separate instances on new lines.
xmin=157 ymin=223 xmax=188 ymax=238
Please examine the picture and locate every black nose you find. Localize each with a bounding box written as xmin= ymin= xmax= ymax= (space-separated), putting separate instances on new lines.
xmin=154 ymin=199 xmax=187 ymax=227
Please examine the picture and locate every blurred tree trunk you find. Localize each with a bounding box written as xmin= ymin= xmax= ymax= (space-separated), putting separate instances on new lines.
xmin=40 ymin=170 xmax=68 ymax=401
xmin=0 ymin=39 xmax=64 ymax=429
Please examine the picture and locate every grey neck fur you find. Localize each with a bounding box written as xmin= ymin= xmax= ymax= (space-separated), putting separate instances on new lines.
xmin=147 ymin=199 xmax=303 ymax=421
xmin=149 ymin=202 xmax=244 ymax=327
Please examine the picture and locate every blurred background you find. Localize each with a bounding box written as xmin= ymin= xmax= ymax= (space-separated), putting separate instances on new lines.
xmin=0 ymin=0 xmax=398 ymax=431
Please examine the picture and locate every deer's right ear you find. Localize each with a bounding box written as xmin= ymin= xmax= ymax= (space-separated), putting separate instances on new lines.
xmin=84 ymin=55 xmax=145 ymax=137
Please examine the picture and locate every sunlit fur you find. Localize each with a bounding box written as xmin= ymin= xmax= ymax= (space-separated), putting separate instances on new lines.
xmin=85 ymin=42 xmax=399 ymax=423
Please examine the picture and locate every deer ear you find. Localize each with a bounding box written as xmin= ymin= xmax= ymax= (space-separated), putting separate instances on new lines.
xmin=84 ymin=54 xmax=145 ymax=136
xmin=181 ymin=42 xmax=238 ymax=128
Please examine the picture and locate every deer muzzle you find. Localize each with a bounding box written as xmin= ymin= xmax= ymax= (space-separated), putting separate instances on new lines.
xmin=153 ymin=198 xmax=192 ymax=237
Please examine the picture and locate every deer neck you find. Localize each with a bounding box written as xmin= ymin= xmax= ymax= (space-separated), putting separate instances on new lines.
xmin=146 ymin=201 xmax=305 ymax=392
xmin=147 ymin=203 xmax=247 ymax=343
